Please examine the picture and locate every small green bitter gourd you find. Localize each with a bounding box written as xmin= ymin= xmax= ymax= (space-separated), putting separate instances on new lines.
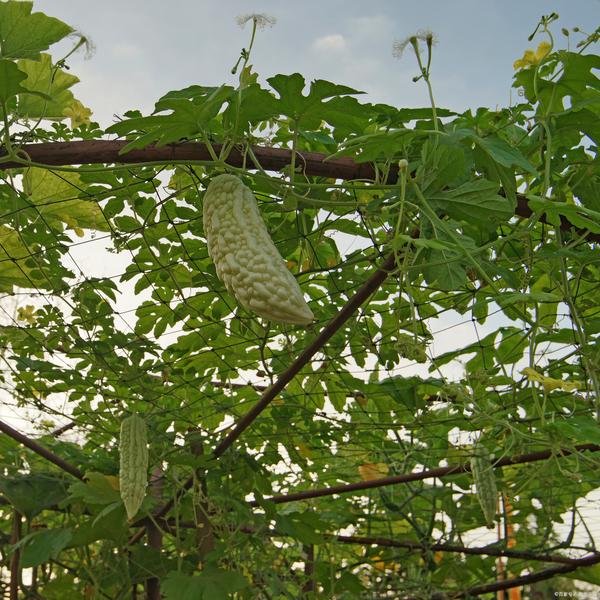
xmin=119 ymin=414 xmax=148 ymax=520
xmin=202 ymin=174 xmax=314 ymax=325
xmin=470 ymin=444 xmax=497 ymax=529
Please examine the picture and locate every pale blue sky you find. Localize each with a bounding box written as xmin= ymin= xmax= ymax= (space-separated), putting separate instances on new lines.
xmin=33 ymin=0 xmax=599 ymax=127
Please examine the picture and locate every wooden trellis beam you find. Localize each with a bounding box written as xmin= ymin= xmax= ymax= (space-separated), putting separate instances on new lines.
xmin=0 ymin=140 xmax=378 ymax=180
xmin=1 ymin=140 xmax=598 ymax=243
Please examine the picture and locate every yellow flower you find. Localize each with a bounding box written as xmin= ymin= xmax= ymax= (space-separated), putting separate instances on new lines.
xmin=63 ymin=100 xmax=93 ymax=128
xmin=513 ymin=41 xmax=551 ymax=70
xmin=535 ymin=41 xmax=552 ymax=60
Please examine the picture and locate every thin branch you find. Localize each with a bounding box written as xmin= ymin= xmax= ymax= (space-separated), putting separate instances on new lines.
xmin=0 ymin=418 xmax=84 ymax=480
xmin=50 ymin=422 xmax=77 ymax=437
xmin=447 ymin=552 xmax=600 ymax=598
xmin=334 ymin=534 xmax=590 ymax=565
xmin=248 ymin=443 xmax=600 ymax=505
xmin=159 ymin=522 xmax=593 ymax=566
xmin=213 ymin=252 xmax=397 ymax=458
xmin=1 ymin=140 xmax=597 ymax=242
xmin=130 ymin=252 xmax=397 ymax=537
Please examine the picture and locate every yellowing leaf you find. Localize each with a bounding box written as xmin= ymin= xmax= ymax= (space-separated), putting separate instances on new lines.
xmin=370 ymin=555 xmax=400 ymax=572
xmin=17 ymin=53 xmax=79 ymax=118
xmin=521 ymin=368 xmax=582 ymax=393
xmin=355 ymin=392 xmax=368 ymax=408
xmin=358 ymin=462 xmax=389 ymax=481
xmin=105 ymin=475 xmax=120 ymax=491
xmin=372 ymin=555 xmax=386 ymax=571
xmin=17 ymin=304 xmax=37 ymax=325
xmin=63 ymin=99 xmax=92 ymax=128
xmin=522 ymin=367 xmax=545 ymax=383
xmin=296 ymin=442 xmax=312 ymax=459
xmin=23 ymin=168 xmax=109 ymax=232
xmin=0 ymin=225 xmax=52 ymax=292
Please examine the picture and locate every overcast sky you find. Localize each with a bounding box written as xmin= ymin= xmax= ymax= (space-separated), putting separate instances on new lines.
xmin=33 ymin=0 xmax=599 ymax=128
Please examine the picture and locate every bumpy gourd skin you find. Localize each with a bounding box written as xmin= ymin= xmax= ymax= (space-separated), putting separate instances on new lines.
xmin=470 ymin=445 xmax=497 ymax=529
xmin=119 ymin=414 xmax=148 ymax=520
xmin=203 ymin=174 xmax=314 ymax=325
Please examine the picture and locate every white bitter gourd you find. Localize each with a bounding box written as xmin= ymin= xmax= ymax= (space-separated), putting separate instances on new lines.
xmin=119 ymin=414 xmax=148 ymax=520
xmin=470 ymin=444 xmax=497 ymax=529
xmin=202 ymin=174 xmax=314 ymax=325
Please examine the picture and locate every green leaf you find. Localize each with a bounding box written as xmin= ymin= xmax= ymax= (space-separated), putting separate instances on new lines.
xmin=395 ymin=107 xmax=457 ymax=121
xmin=267 ymin=73 xmax=363 ymax=129
xmin=0 ymin=59 xmax=28 ymax=102
xmin=571 ymin=164 xmax=600 ymax=211
xmin=66 ymin=472 xmax=121 ymax=507
xmin=0 ymin=1 xmax=73 ymax=60
xmin=428 ymin=179 xmax=512 ymax=225
xmin=107 ymin=84 xmax=234 ymax=152
xmin=129 ymin=546 xmax=179 ymax=584
xmin=527 ymin=196 xmax=600 ymax=234
xmin=547 ymin=417 xmax=600 ymax=445
xmin=565 ymin=564 xmax=600 ymax=586
xmin=329 ymin=128 xmax=418 ymax=162
xmin=0 ymin=474 xmax=69 ymax=519
xmin=336 ymin=571 xmax=365 ymax=593
xmin=420 ymin=221 xmax=478 ymax=290
xmin=18 ymin=527 xmax=72 ymax=568
xmin=552 ymin=51 xmax=600 ymax=106
xmin=555 ymin=108 xmax=600 ymax=147
xmin=275 ymin=511 xmax=325 ymax=545
xmin=161 ymin=569 xmax=248 ymax=600
xmin=473 ymin=134 xmax=536 ymax=174
xmin=225 ymin=83 xmax=279 ymax=131
xmin=325 ymin=375 xmax=347 ymax=412
xmin=417 ymin=137 xmax=469 ymax=194
xmin=69 ymin=510 xmax=128 ymax=547
xmin=495 ymin=327 xmax=527 ymax=364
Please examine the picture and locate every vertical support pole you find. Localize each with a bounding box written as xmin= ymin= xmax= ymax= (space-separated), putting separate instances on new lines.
xmin=145 ymin=468 xmax=163 ymax=600
xmin=188 ymin=429 xmax=214 ymax=559
xmin=302 ymin=544 xmax=315 ymax=596
xmin=10 ymin=510 xmax=22 ymax=600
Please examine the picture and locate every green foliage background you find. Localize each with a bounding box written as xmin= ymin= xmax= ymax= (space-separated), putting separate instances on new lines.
xmin=0 ymin=3 xmax=599 ymax=598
